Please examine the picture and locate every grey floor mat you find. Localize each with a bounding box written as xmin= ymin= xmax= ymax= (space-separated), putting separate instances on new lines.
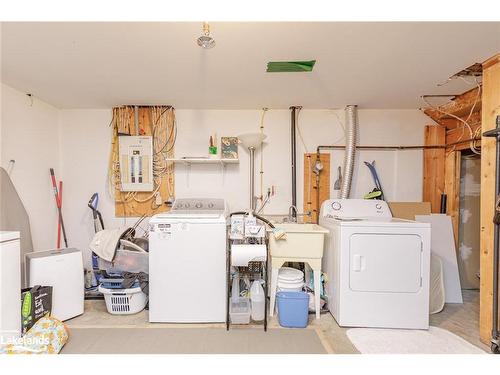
xmin=62 ymin=327 xmax=327 ymax=354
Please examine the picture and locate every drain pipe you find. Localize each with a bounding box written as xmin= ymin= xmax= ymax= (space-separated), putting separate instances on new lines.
xmin=249 ymin=147 xmax=256 ymax=211
xmin=340 ymin=105 xmax=358 ymax=199
xmin=290 ymin=106 xmax=301 ymax=220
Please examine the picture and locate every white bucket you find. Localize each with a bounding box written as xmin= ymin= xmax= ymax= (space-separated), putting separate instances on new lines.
xmin=278 ymin=267 xmax=304 ymax=281
xmin=278 ymin=267 xmax=304 ymax=292
xmin=278 ymin=280 xmax=304 ymax=292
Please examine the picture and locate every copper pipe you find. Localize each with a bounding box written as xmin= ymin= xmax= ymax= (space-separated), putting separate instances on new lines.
xmin=316 ymin=136 xmax=480 ymax=154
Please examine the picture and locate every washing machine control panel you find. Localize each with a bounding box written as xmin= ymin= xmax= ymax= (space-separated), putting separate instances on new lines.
xmin=172 ymin=198 xmax=225 ymax=212
xmin=321 ymin=199 xmax=392 ymax=219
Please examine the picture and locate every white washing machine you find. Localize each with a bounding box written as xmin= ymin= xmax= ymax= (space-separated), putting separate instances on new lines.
xmin=319 ymin=199 xmax=431 ymax=329
xmin=149 ymin=198 xmax=227 ymax=323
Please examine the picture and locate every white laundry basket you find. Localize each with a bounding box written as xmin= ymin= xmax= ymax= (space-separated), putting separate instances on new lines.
xmin=98 ymin=283 xmax=148 ymax=315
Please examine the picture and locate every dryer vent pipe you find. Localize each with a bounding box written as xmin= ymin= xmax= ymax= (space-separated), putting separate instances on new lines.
xmin=340 ymin=105 xmax=358 ymax=199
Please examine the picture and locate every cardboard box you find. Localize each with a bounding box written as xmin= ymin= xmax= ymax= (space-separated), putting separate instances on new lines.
xmin=388 ymin=202 xmax=431 ymax=220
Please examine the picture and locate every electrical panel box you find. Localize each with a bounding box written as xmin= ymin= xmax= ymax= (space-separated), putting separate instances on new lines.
xmin=119 ymin=136 xmax=154 ymax=192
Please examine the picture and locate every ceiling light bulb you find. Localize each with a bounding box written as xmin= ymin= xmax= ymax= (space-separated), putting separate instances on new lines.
xmin=197 ymin=22 xmax=215 ymax=49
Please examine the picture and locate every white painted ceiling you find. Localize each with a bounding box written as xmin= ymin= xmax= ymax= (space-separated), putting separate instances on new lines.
xmin=1 ymin=22 xmax=499 ymax=109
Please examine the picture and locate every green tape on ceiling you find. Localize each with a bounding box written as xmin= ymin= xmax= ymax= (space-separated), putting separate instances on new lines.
xmin=266 ymin=60 xmax=316 ymax=72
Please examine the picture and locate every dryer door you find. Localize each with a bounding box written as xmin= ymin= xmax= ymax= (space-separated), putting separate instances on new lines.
xmin=349 ymin=233 xmax=422 ymax=293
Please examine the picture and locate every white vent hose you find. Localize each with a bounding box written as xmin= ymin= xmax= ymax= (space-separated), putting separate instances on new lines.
xmin=340 ymin=105 xmax=358 ymax=199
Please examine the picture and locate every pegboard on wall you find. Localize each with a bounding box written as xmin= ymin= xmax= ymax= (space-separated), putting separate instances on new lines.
xmin=109 ymin=106 xmax=175 ymax=217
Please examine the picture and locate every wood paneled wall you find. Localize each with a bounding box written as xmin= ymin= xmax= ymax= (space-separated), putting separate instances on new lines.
xmin=111 ymin=106 xmax=175 ymax=217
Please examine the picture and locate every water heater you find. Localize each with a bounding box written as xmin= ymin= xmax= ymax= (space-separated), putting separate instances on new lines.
xmin=119 ymin=136 xmax=154 ymax=192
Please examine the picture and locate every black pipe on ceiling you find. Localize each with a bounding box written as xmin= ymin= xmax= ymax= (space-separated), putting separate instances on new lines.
xmin=290 ymin=106 xmax=301 ymax=220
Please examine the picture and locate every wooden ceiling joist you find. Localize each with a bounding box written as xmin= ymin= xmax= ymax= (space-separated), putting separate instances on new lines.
xmin=423 ymin=86 xmax=482 ymax=126
xmin=442 ymin=111 xmax=482 ymax=134
xmin=445 ymin=121 xmax=482 ymax=147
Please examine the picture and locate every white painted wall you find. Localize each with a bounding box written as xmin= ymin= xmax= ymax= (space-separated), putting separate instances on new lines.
xmin=173 ymin=109 xmax=427 ymax=210
xmin=0 ymin=83 xmax=61 ymax=251
xmin=58 ymin=109 xmax=119 ymax=264
xmin=0 ymin=3 xmax=432 ymax=270
xmin=0 ymin=92 xmax=429 ymax=264
xmin=58 ymin=108 xmax=428 ymax=265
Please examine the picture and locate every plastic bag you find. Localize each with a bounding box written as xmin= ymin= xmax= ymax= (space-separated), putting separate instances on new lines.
xmin=0 ymin=315 xmax=69 ymax=354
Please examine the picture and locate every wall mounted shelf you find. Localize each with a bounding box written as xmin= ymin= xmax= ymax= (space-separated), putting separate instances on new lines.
xmin=166 ymin=158 xmax=239 ymax=186
xmin=165 ymin=158 xmax=239 ymax=165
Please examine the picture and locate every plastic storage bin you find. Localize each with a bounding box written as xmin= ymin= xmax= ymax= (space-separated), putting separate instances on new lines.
xmin=98 ymin=249 xmax=148 ymax=274
xmin=98 ymin=283 xmax=148 ymax=315
xmin=230 ymin=297 xmax=251 ymax=324
xmin=276 ymin=291 xmax=309 ymax=328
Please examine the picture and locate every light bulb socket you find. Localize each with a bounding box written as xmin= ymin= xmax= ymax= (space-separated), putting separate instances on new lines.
xmin=197 ymin=22 xmax=215 ymax=49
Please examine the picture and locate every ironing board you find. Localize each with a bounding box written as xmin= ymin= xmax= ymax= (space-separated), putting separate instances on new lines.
xmin=0 ymin=167 xmax=34 ymax=288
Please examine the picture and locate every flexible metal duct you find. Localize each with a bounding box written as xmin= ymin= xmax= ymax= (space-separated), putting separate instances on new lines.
xmin=340 ymin=105 xmax=358 ymax=199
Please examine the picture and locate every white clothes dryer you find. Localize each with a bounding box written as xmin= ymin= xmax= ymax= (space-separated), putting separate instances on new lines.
xmin=319 ymin=199 xmax=431 ymax=329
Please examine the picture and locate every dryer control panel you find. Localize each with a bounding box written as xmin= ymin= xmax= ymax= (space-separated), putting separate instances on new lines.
xmin=320 ymin=199 xmax=392 ymax=219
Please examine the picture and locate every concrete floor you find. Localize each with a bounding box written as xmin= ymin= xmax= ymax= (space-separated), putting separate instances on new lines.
xmin=430 ymin=289 xmax=488 ymax=351
xmin=65 ymin=289 xmax=487 ymax=354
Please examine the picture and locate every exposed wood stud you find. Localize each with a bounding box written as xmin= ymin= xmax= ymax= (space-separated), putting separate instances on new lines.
xmin=423 ymin=125 xmax=446 ymax=213
xmin=444 ymin=150 xmax=461 ymax=246
xmin=480 ymin=53 xmax=500 ymax=344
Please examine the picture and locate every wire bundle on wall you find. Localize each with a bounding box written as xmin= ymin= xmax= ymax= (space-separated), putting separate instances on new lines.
xmin=151 ymin=105 xmax=176 ymax=202
xmin=107 ymin=105 xmax=176 ymax=216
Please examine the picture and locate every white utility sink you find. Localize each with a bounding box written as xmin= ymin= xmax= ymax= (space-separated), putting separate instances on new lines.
xmin=268 ymin=223 xmax=329 ymax=259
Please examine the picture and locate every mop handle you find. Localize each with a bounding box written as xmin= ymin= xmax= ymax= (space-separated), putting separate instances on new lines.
xmin=50 ymin=168 xmax=68 ymax=248
xmin=50 ymin=168 xmax=60 ymax=205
